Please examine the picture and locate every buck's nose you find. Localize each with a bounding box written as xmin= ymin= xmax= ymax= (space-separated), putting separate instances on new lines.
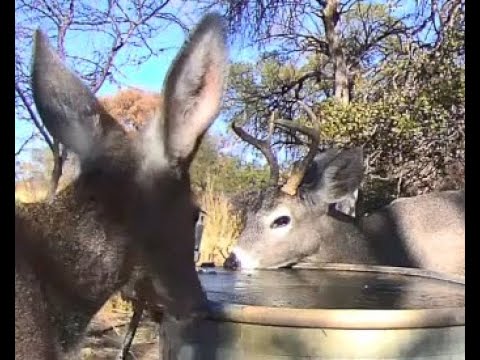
xmin=223 ymin=252 xmax=241 ymax=270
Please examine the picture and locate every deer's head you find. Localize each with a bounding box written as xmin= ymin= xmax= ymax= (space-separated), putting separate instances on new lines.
xmin=32 ymin=13 xmax=229 ymax=318
xmin=225 ymin=104 xmax=363 ymax=269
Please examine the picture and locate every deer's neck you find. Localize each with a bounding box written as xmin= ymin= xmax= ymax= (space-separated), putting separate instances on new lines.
xmin=15 ymin=187 xmax=135 ymax=351
xmin=301 ymin=214 xmax=382 ymax=266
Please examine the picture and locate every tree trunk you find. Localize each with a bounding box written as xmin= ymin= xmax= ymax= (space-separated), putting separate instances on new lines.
xmin=46 ymin=140 xmax=65 ymax=201
xmin=323 ymin=0 xmax=350 ymax=104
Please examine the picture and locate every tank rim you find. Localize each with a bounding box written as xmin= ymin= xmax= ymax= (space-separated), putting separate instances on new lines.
xmin=204 ymin=264 xmax=465 ymax=329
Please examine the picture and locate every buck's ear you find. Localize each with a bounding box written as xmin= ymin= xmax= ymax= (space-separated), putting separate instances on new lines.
xmin=333 ymin=189 xmax=360 ymax=217
xmin=302 ymin=149 xmax=342 ymax=188
xmin=31 ymin=30 xmax=121 ymax=160
xmin=161 ymin=13 xmax=229 ymax=165
xmin=308 ymin=148 xmax=364 ymax=204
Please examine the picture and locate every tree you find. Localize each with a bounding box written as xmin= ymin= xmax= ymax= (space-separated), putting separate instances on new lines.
xmin=205 ymin=0 xmax=464 ymax=207
xmin=208 ymin=0 xmax=416 ymax=166
xmin=100 ymin=88 xmax=163 ymax=132
xmin=203 ymin=0 xmax=410 ymax=104
xmin=15 ymin=0 xmax=186 ymax=199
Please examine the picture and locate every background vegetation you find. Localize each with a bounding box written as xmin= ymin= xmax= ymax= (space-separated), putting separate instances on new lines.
xmin=16 ymin=0 xmax=464 ymax=303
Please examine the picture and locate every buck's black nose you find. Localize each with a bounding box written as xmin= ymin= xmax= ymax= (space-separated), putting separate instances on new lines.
xmin=223 ymin=252 xmax=241 ymax=270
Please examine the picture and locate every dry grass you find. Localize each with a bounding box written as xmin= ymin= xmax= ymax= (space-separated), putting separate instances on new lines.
xmin=87 ymin=293 xmax=134 ymax=332
xmin=101 ymin=293 xmax=134 ymax=316
xmin=15 ymin=179 xmax=71 ymax=203
xmin=196 ymin=180 xmax=242 ymax=266
xmin=15 ymin=181 xmax=49 ymax=203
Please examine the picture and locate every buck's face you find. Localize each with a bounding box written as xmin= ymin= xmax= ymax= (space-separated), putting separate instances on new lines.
xmin=31 ymin=13 xmax=229 ymax=318
xmin=225 ymin=148 xmax=364 ymax=270
xmin=225 ymin=193 xmax=324 ymax=269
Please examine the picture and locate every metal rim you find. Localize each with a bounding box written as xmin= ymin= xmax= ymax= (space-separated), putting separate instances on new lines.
xmin=204 ymin=264 xmax=465 ymax=329
xmin=291 ymin=263 xmax=465 ymax=284
xmin=206 ymin=303 xmax=465 ymax=329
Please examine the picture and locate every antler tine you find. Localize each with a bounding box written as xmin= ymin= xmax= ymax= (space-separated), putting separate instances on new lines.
xmin=268 ymin=111 xmax=275 ymax=137
xmin=275 ymin=101 xmax=320 ymax=196
xmin=297 ymin=100 xmax=318 ymax=123
xmin=232 ymin=111 xmax=280 ymax=186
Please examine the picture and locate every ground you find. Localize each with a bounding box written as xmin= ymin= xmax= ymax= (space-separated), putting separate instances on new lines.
xmin=81 ymin=298 xmax=161 ymax=360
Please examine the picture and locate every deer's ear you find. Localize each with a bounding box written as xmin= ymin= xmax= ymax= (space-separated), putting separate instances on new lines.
xmin=333 ymin=189 xmax=360 ymax=217
xmin=31 ymin=30 xmax=123 ymax=160
xmin=161 ymin=13 xmax=229 ymax=166
xmin=302 ymin=149 xmax=341 ymax=188
xmin=307 ymin=148 xmax=364 ymax=204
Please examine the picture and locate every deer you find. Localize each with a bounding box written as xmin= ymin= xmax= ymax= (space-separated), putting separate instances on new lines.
xmin=15 ymin=13 xmax=229 ymax=360
xmin=115 ymin=212 xmax=206 ymax=360
xmin=224 ymin=103 xmax=465 ymax=279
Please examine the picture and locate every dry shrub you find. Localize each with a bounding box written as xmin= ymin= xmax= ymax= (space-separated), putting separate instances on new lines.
xmin=15 ymin=181 xmax=48 ymax=203
xmin=101 ymin=293 xmax=133 ymax=315
xmin=100 ymin=88 xmax=163 ymax=132
xmin=197 ymin=180 xmax=242 ymax=266
xmin=94 ymin=293 xmax=133 ymax=327
xmin=15 ymin=179 xmax=71 ymax=203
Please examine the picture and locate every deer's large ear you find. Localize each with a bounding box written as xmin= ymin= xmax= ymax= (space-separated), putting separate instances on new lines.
xmin=302 ymin=149 xmax=342 ymax=188
xmin=161 ymin=13 xmax=228 ymax=166
xmin=31 ymin=30 xmax=122 ymax=160
xmin=333 ymin=189 xmax=360 ymax=217
xmin=307 ymin=148 xmax=364 ymax=204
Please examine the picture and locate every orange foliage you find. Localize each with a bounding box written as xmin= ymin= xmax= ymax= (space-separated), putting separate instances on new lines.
xmin=100 ymin=88 xmax=163 ymax=132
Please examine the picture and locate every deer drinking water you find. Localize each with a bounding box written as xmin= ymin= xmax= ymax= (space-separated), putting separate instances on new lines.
xmin=224 ymin=104 xmax=464 ymax=278
xmin=15 ymin=13 xmax=229 ymax=359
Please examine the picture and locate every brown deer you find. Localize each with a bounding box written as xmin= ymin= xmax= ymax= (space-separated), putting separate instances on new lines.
xmin=15 ymin=13 xmax=228 ymax=359
xmin=224 ymin=104 xmax=464 ymax=278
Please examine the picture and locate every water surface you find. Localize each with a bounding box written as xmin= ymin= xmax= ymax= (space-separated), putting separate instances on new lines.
xmin=198 ymin=268 xmax=465 ymax=310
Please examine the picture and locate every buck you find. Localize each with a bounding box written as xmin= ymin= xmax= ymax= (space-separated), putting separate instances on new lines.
xmin=15 ymin=13 xmax=228 ymax=359
xmin=224 ymin=104 xmax=465 ymax=278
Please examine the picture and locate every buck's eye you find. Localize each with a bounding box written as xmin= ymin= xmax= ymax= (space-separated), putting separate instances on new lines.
xmin=270 ymin=216 xmax=291 ymax=229
xmin=193 ymin=210 xmax=200 ymax=224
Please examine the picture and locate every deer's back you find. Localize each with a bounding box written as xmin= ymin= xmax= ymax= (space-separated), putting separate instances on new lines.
xmin=360 ymin=190 xmax=465 ymax=276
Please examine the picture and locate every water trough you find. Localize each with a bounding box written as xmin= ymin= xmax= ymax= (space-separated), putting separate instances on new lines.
xmin=160 ymin=264 xmax=465 ymax=359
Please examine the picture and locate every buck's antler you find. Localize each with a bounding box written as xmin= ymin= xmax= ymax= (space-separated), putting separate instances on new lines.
xmin=275 ymin=101 xmax=320 ymax=196
xmin=231 ymin=112 xmax=280 ymax=186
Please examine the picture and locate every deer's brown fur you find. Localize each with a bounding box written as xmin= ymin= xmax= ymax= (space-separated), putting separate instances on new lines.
xmin=15 ymin=13 xmax=229 ymax=359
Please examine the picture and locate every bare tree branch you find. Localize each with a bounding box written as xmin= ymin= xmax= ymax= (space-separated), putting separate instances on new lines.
xmin=15 ymin=133 xmax=36 ymax=157
xmin=15 ymin=82 xmax=54 ymax=152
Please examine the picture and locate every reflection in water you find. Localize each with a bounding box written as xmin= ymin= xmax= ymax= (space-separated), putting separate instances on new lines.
xmin=199 ymin=269 xmax=465 ymax=310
